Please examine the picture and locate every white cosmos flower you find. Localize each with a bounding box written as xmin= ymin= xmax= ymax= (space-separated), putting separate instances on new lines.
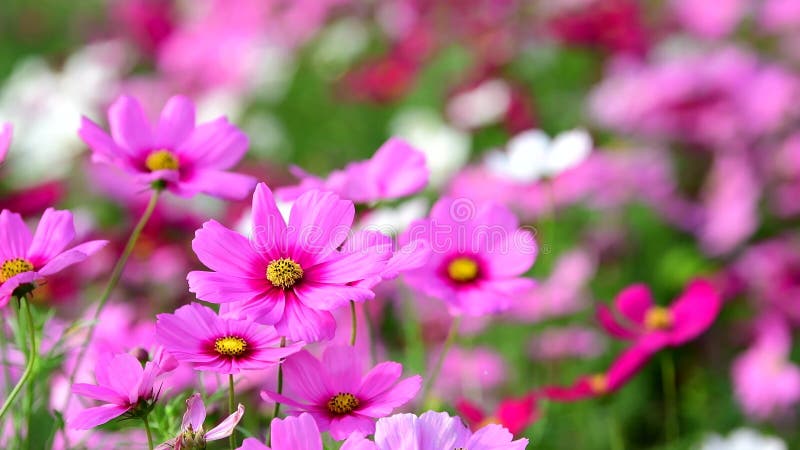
xmin=699 ymin=429 xmax=787 ymax=450
xmin=447 ymin=78 xmax=512 ymax=129
xmin=486 ymin=128 xmax=592 ymax=182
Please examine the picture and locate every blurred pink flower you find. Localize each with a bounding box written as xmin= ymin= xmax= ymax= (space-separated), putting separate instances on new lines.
xmin=433 ymin=346 xmax=506 ymax=401
xmin=529 ymin=327 xmax=606 ymax=360
xmin=670 ymin=0 xmax=748 ymax=39
xmin=597 ymin=279 xmax=721 ymax=352
xmin=68 ymin=352 xmax=175 ymax=429
xmin=277 ymin=138 xmax=429 ymax=204
xmin=759 ymin=0 xmax=800 ymax=33
xmin=733 ymin=315 xmax=800 ymax=421
xmin=188 ymin=183 xmax=390 ymax=342
xmin=262 ymin=345 xmax=421 ymax=440
xmin=402 ymin=197 xmax=536 ymax=316
xmin=0 ymin=208 xmax=107 ymax=307
xmin=0 ymin=122 xmax=11 ymax=165
xmin=546 ymin=0 xmax=649 ymax=56
xmin=456 ymin=394 xmax=538 ymax=436
xmin=156 ymin=393 xmax=244 ymax=450
xmin=80 ymin=95 xmax=256 ymax=199
xmin=110 ymin=0 xmax=176 ymax=56
xmin=155 ymin=303 xmax=304 ymax=374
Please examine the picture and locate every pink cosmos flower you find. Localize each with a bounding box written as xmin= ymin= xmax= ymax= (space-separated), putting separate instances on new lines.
xmin=262 ymin=345 xmax=422 ymax=440
xmin=402 ymin=197 xmax=536 ymax=316
xmin=670 ymin=0 xmax=747 ymax=39
xmin=68 ymin=352 xmax=175 ymax=429
xmin=457 ymin=394 xmax=538 ymax=436
xmin=0 ymin=122 xmax=11 ymax=164
xmin=187 ymin=183 xmax=390 ymax=342
xmin=0 ymin=208 xmax=107 ymax=307
xmin=238 ymin=413 xmax=367 ymax=450
xmin=732 ymin=316 xmax=800 ymax=420
xmin=596 ymin=279 xmax=721 ymax=352
xmin=360 ymin=410 xmax=529 ymax=449
xmin=79 ymin=94 xmax=256 ymax=199
xmin=156 ymin=303 xmax=304 ymax=374
xmin=276 ymin=138 xmax=429 ymax=204
xmin=542 ymin=345 xmax=653 ymax=402
xmin=156 ymin=393 xmax=245 ymax=450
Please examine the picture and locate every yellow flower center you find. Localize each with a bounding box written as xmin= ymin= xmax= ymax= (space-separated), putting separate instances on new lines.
xmin=447 ymin=257 xmax=479 ymax=283
xmin=266 ymin=258 xmax=304 ymax=289
xmin=214 ymin=336 xmax=248 ymax=357
xmin=327 ymin=392 xmax=360 ymax=415
xmin=0 ymin=258 xmax=34 ymax=283
xmin=644 ymin=306 xmax=673 ymax=331
xmin=589 ymin=374 xmax=608 ymax=394
xmin=145 ymin=149 xmax=180 ymax=171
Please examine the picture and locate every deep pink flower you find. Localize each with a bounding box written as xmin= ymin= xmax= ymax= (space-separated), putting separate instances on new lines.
xmin=262 ymin=345 xmax=421 ymax=440
xmin=596 ymin=279 xmax=721 ymax=352
xmin=0 ymin=122 xmax=11 ymax=165
xmin=155 ymin=303 xmax=303 ymax=374
xmin=277 ymin=138 xmax=429 ymax=204
xmin=156 ymin=393 xmax=244 ymax=450
xmin=79 ymin=95 xmax=256 ymax=199
xmin=732 ymin=315 xmax=800 ymax=420
xmin=0 ymin=208 xmax=107 ymax=307
xmin=542 ymin=345 xmax=653 ymax=402
xmin=362 ymin=410 xmax=529 ymax=450
xmin=402 ymin=197 xmax=536 ymax=316
xmin=187 ymin=183 xmax=390 ymax=342
xmin=68 ymin=352 xmax=175 ymax=429
xmin=238 ymin=413 xmax=368 ymax=450
xmin=456 ymin=394 xmax=538 ymax=436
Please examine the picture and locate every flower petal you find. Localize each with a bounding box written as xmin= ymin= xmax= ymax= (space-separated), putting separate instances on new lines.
xmin=108 ymin=95 xmax=153 ymax=152
xmin=0 ymin=210 xmax=32 ymax=260
xmin=155 ymin=95 xmax=196 ymax=149
xmin=205 ymin=403 xmax=245 ymax=441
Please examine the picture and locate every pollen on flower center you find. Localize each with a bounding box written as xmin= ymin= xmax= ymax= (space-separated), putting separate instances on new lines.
xmin=214 ymin=336 xmax=248 ymax=357
xmin=0 ymin=258 xmax=34 ymax=283
xmin=327 ymin=392 xmax=360 ymax=415
xmin=447 ymin=256 xmax=479 ymax=283
xmin=589 ymin=374 xmax=608 ymax=394
xmin=145 ymin=149 xmax=180 ymax=171
xmin=266 ymin=258 xmax=304 ymax=289
xmin=644 ymin=306 xmax=673 ymax=330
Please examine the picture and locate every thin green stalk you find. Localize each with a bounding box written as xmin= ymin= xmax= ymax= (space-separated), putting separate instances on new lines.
xmin=65 ymin=189 xmax=161 ymax=405
xmin=422 ymin=317 xmax=461 ymax=404
xmin=142 ymin=415 xmax=154 ymax=450
xmin=661 ymin=353 xmax=679 ymax=442
xmin=228 ymin=374 xmax=237 ymax=450
xmin=349 ymin=300 xmax=357 ymax=346
xmin=0 ymin=296 xmax=37 ymax=422
xmin=268 ymin=337 xmax=287 ymax=446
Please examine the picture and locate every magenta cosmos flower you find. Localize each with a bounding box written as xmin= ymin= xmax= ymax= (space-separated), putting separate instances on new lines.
xmin=238 ymin=413 xmax=368 ymax=450
xmin=596 ymin=279 xmax=721 ymax=352
xmin=277 ymin=138 xmax=429 ymax=204
xmin=402 ymin=197 xmax=537 ymax=316
xmin=188 ymin=183 xmax=390 ymax=342
xmin=156 ymin=393 xmax=244 ymax=450
xmin=0 ymin=122 xmax=11 ymax=164
xmin=457 ymin=394 xmax=537 ymax=436
xmin=68 ymin=352 xmax=175 ymax=429
xmin=155 ymin=303 xmax=304 ymax=374
xmin=0 ymin=208 xmax=107 ymax=307
xmin=356 ymin=410 xmax=529 ymax=449
xmin=79 ymin=95 xmax=256 ymax=199
xmin=262 ymin=345 xmax=422 ymax=440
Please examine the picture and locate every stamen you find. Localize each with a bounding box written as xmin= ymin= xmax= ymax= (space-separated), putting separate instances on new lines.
xmin=0 ymin=258 xmax=34 ymax=283
xmin=589 ymin=374 xmax=608 ymax=394
xmin=145 ymin=149 xmax=180 ymax=171
xmin=327 ymin=392 xmax=360 ymax=415
xmin=644 ymin=306 xmax=673 ymax=331
xmin=266 ymin=258 xmax=304 ymax=289
xmin=214 ymin=336 xmax=248 ymax=357
xmin=447 ymin=256 xmax=479 ymax=283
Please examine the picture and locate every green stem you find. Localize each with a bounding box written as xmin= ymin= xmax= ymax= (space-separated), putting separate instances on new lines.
xmin=422 ymin=316 xmax=461 ymax=404
xmin=0 ymin=296 xmax=37 ymax=422
xmin=349 ymin=300 xmax=357 ymax=347
xmin=142 ymin=415 xmax=154 ymax=450
xmin=268 ymin=337 xmax=287 ymax=446
xmin=661 ymin=353 xmax=679 ymax=442
xmin=228 ymin=374 xmax=236 ymax=450
xmin=65 ymin=189 xmax=161 ymax=405
xmin=606 ymin=405 xmax=625 ymax=450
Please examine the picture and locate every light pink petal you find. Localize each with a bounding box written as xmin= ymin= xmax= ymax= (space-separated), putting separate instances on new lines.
xmin=26 ymin=208 xmax=75 ymax=265
xmin=0 ymin=210 xmax=32 ymax=260
xmin=79 ymin=116 xmax=135 ymax=162
xmin=181 ymin=170 xmax=257 ymax=200
xmin=355 ymin=362 xmax=402 ymax=400
xmin=304 ymin=247 xmax=390 ymax=286
xmin=238 ymin=437 xmax=270 ymax=450
xmin=37 ymin=240 xmax=107 ymax=276
xmin=181 ymin=393 xmax=207 ymax=431
xmin=176 ymin=117 xmax=248 ymax=170
xmin=192 ymin=220 xmax=265 ymax=278
xmin=466 ymin=424 xmax=528 ymax=450
xmin=269 ymin=413 xmax=323 ymax=450
xmin=288 ymin=190 xmax=354 ymax=264
xmin=105 ymin=353 xmax=146 ymax=405
xmin=251 ymin=183 xmax=288 ymax=259
xmin=294 ymin=282 xmax=375 ymax=311
xmin=357 ymin=375 xmax=421 ymax=418
xmin=328 ymin=414 xmax=376 ymax=441
xmin=280 ymin=350 xmax=331 ymax=404
xmin=72 ymin=383 xmax=127 ymax=405
xmin=321 ymin=345 xmax=362 ymax=393
xmin=67 ymin=404 xmax=129 ymax=430
xmin=187 ymin=271 xmax=271 ymax=305
xmin=614 ymin=284 xmax=654 ymax=326
xmin=341 ymin=433 xmax=378 ymax=450
xmin=108 ymin=95 xmax=153 ymax=152
xmin=205 ymin=403 xmax=245 ymax=441
xmin=482 ymin=229 xmax=537 ymax=278
xmin=155 ymin=95 xmax=196 ymax=149
xmin=275 ymin=293 xmax=336 ymax=342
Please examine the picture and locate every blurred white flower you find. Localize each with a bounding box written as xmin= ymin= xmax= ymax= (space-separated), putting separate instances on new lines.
xmin=0 ymin=41 xmax=128 ymax=185
xmin=390 ymin=108 xmax=470 ymax=188
xmin=447 ymin=79 xmax=511 ymax=129
xmin=699 ymin=429 xmax=787 ymax=450
xmin=485 ymin=128 xmax=592 ymax=182
xmin=357 ymin=198 xmax=430 ymax=235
